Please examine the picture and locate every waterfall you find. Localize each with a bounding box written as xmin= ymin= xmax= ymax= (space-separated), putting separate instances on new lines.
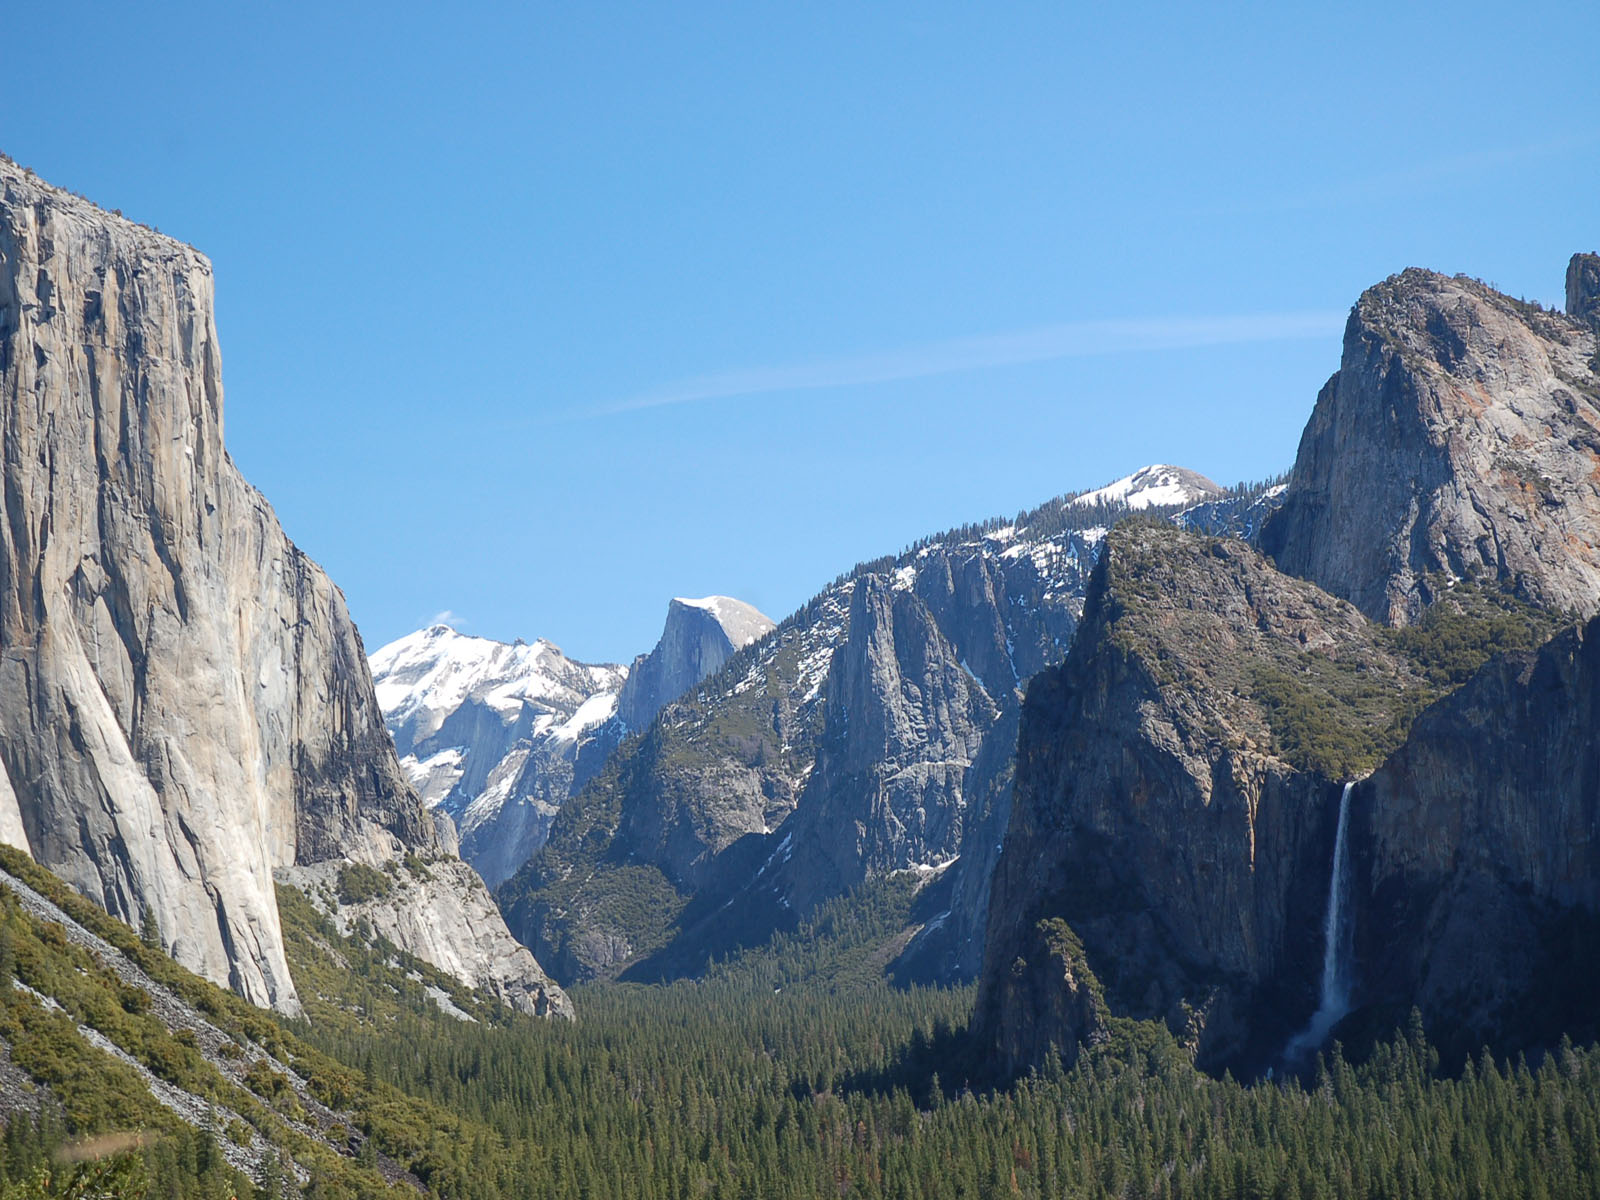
xmin=1286 ymin=780 xmax=1355 ymax=1062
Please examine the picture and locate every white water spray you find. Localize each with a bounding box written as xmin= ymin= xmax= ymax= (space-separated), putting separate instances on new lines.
xmin=1286 ymin=780 xmax=1355 ymax=1062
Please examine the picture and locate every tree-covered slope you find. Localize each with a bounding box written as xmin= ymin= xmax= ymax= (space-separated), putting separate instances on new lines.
xmin=12 ymin=841 xmax=1600 ymax=1199
xmin=0 ymin=845 xmax=556 ymax=1198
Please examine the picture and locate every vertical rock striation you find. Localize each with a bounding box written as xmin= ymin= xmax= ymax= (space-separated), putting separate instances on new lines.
xmin=1356 ymin=615 xmax=1600 ymax=1058
xmin=984 ymin=259 xmax=1600 ymax=1077
xmin=758 ymin=571 xmax=999 ymax=916
xmin=503 ymin=469 xmax=1257 ymax=986
xmin=974 ymin=524 xmax=1424 ymax=1073
xmin=0 ymin=158 xmax=566 ymax=1017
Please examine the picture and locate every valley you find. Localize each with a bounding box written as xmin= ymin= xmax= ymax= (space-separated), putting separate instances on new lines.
xmin=2 ymin=151 xmax=1599 ymax=1200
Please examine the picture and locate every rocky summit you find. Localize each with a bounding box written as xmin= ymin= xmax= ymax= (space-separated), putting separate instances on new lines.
xmin=1261 ymin=268 xmax=1600 ymax=625
xmin=0 ymin=158 xmax=567 ymax=1019
xmin=370 ymin=595 xmax=773 ymax=890
xmin=614 ymin=595 xmax=777 ymax=732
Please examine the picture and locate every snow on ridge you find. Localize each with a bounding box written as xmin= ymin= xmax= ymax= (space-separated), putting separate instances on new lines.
xmin=552 ymin=691 xmax=619 ymax=743
xmin=1069 ymin=464 xmax=1223 ymax=512
xmin=371 ymin=624 xmax=627 ymax=734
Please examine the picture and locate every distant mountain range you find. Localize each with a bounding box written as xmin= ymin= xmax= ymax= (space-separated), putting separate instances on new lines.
xmin=372 ymin=468 xmax=1233 ymax=914
xmin=371 ymin=597 xmax=774 ymax=887
xmin=493 ymin=463 xmax=1275 ymax=985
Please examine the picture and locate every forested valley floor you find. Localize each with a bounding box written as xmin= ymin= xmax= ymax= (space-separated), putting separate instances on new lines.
xmin=4 ymin=855 xmax=1600 ymax=1200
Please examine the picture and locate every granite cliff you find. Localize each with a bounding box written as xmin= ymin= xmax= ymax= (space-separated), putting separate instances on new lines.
xmin=369 ymin=596 xmax=772 ymax=890
xmin=1353 ymin=613 xmax=1600 ymax=1060
xmin=981 ymin=259 xmax=1600 ymax=1076
xmin=974 ymin=523 xmax=1434 ymax=1074
xmin=615 ymin=596 xmax=775 ymax=732
xmin=1261 ymin=267 xmax=1600 ymax=624
xmin=0 ymin=158 xmax=566 ymax=1018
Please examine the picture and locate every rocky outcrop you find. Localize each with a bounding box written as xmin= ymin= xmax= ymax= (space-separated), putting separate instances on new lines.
xmin=371 ymin=626 xmax=627 ymax=887
xmin=982 ymin=259 xmax=1600 ymax=1077
xmin=503 ymin=519 xmax=1097 ymax=984
xmin=974 ymin=523 xmax=1432 ymax=1073
xmin=891 ymin=706 xmax=1018 ymax=983
xmin=0 ymin=158 xmax=565 ymax=1018
xmin=1569 ymin=252 xmax=1600 ymax=331
xmin=753 ymin=572 xmax=1000 ymax=916
xmin=1260 ymin=270 xmax=1600 ymax=626
xmin=284 ymin=858 xmax=574 ymax=1019
xmin=615 ymin=596 xmax=775 ymax=732
xmin=1352 ymin=615 xmax=1600 ymax=1058
xmin=499 ymin=589 xmax=837 ymax=984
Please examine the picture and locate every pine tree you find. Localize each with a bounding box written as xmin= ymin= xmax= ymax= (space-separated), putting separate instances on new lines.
xmin=139 ymin=906 xmax=161 ymax=951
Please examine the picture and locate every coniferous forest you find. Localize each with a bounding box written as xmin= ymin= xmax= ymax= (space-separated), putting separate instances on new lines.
xmin=6 ymin=853 xmax=1600 ymax=1200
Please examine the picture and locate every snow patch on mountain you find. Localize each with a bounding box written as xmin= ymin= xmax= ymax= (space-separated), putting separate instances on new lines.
xmin=372 ymin=626 xmax=617 ymax=740
xmin=1070 ymin=464 xmax=1225 ymax=512
xmin=370 ymin=625 xmax=628 ymax=887
xmin=673 ymin=595 xmax=777 ymax=649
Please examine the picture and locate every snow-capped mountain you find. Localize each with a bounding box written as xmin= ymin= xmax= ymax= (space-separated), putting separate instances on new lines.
xmin=1069 ymin=464 xmax=1224 ymax=511
xmin=370 ymin=627 xmax=629 ymax=887
xmin=371 ymin=595 xmax=777 ymax=889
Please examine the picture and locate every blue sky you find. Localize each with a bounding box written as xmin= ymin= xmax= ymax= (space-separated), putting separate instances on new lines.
xmin=6 ymin=3 xmax=1597 ymax=662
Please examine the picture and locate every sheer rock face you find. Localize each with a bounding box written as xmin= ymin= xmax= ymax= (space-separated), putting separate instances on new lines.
xmin=981 ymin=263 xmax=1600 ymax=1076
xmin=1569 ymin=252 xmax=1600 ymax=330
xmin=0 ymin=160 xmax=565 ymax=1018
xmin=974 ymin=525 xmax=1423 ymax=1073
xmin=615 ymin=596 xmax=775 ymax=733
xmin=1260 ymin=270 xmax=1600 ymax=627
xmin=505 ymin=522 xmax=1095 ymax=986
xmin=505 ymin=477 xmax=1270 ymax=988
xmin=759 ymin=572 xmax=1000 ymax=917
xmin=1356 ymin=616 xmax=1600 ymax=1057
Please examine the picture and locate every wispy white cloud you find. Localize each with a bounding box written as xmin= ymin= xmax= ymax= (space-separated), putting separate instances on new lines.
xmin=428 ymin=609 xmax=464 ymax=629
xmin=598 ymin=310 xmax=1347 ymax=414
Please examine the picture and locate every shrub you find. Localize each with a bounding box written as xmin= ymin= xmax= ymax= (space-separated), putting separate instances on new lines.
xmin=336 ymin=863 xmax=392 ymax=905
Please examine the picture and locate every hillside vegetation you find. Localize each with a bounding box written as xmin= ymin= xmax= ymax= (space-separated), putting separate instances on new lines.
xmin=9 ymin=851 xmax=1600 ymax=1199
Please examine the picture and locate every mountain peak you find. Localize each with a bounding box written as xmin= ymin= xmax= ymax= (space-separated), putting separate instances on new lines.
xmin=616 ymin=596 xmax=776 ymax=732
xmin=1069 ymin=464 xmax=1224 ymax=512
xmin=369 ymin=626 xmax=629 ymax=886
xmin=1262 ymin=263 xmax=1600 ymax=625
xmin=669 ymin=594 xmax=777 ymax=649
